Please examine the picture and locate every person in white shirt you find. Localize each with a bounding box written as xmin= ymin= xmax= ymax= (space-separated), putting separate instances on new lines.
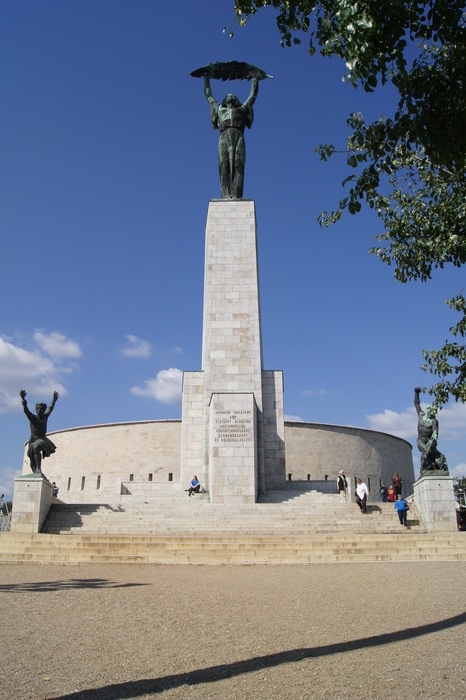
xmin=355 ymin=478 xmax=369 ymax=513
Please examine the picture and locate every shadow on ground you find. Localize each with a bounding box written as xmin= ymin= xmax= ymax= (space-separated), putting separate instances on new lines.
xmin=0 ymin=578 xmax=148 ymax=592
xmin=47 ymin=611 xmax=466 ymax=700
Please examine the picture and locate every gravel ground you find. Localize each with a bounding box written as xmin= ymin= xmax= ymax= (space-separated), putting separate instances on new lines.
xmin=0 ymin=562 xmax=465 ymax=700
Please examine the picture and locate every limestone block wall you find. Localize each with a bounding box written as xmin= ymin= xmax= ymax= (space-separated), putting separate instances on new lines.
xmin=284 ymin=422 xmax=414 ymax=497
xmin=209 ymin=392 xmax=258 ymax=504
xmin=180 ymin=371 xmax=205 ymax=487
xmin=262 ymin=370 xmax=286 ymax=491
xmin=414 ymin=474 xmax=457 ymax=531
xmin=11 ymin=476 xmax=53 ymax=533
xmin=22 ymin=420 xmax=182 ymax=504
xmin=20 ymin=419 xmax=414 ymax=504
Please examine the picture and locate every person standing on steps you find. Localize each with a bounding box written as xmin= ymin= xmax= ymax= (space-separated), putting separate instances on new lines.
xmin=394 ymin=494 xmax=409 ymax=527
xmin=392 ymin=472 xmax=403 ymax=497
xmin=380 ymin=483 xmax=388 ymax=502
xmin=337 ymin=470 xmax=348 ymax=503
xmin=355 ymin=478 xmax=369 ymax=514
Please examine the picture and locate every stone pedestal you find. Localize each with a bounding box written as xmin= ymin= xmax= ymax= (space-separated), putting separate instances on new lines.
xmin=181 ymin=199 xmax=285 ymax=502
xmin=414 ymin=474 xmax=457 ymax=532
xmin=10 ymin=474 xmax=52 ymax=533
xmin=209 ymin=393 xmax=257 ymax=504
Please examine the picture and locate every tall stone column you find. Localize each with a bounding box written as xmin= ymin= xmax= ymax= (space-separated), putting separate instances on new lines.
xmin=181 ymin=199 xmax=285 ymax=503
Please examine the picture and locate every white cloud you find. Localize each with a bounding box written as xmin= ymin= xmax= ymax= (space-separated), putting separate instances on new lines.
xmin=0 ymin=466 xmax=22 ymax=501
xmin=34 ymin=330 xmax=82 ymax=360
xmin=130 ymin=368 xmax=182 ymax=405
xmin=436 ymin=403 xmax=466 ymax=441
xmin=285 ymin=414 xmax=304 ymax=422
xmin=0 ymin=337 xmax=71 ymax=413
xmin=121 ymin=334 xmax=151 ymax=358
xmin=301 ymin=388 xmax=328 ymax=397
xmin=366 ymin=402 xmax=466 ymax=444
xmin=450 ymin=462 xmax=466 ymax=480
xmin=171 ymin=345 xmax=182 ymax=355
xmin=366 ymin=407 xmax=417 ymax=440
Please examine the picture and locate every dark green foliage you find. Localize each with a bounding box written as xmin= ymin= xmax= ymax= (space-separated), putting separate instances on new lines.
xmin=234 ymin=0 xmax=466 ymax=407
xmin=1 ymin=501 xmax=12 ymax=516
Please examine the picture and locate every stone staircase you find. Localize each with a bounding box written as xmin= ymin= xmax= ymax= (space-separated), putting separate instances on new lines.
xmin=1 ymin=490 xmax=465 ymax=564
xmin=41 ymin=491 xmax=423 ymax=536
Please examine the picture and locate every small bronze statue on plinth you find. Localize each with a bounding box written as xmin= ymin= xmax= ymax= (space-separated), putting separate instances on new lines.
xmin=191 ymin=61 xmax=271 ymax=199
xmin=20 ymin=389 xmax=59 ymax=474
xmin=414 ymin=387 xmax=448 ymax=474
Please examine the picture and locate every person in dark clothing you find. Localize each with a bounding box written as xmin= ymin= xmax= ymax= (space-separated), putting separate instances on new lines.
xmin=392 ymin=472 xmax=403 ymax=497
xmin=337 ymin=470 xmax=348 ymax=503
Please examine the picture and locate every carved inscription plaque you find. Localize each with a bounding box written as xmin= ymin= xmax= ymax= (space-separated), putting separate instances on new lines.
xmin=213 ymin=408 xmax=254 ymax=445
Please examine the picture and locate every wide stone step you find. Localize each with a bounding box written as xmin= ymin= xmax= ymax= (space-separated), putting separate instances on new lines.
xmin=1 ymin=537 xmax=463 ymax=553
xmin=6 ymin=490 xmax=450 ymax=563
xmin=40 ymin=519 xmax=413 ymax=534
xmin=2 ymin=532 xmax=465 ymax=564
xmin=39 ymin=499 xmax=425 ymax=537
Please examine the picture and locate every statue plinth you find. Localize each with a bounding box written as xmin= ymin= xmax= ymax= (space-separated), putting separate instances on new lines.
xmin=414 ymin=473 xmax=457 ymax=532
xmin=420 ymin=469 xmax=450 ymax=478
xmin=10 ymin=474 xmax=53 ymax=533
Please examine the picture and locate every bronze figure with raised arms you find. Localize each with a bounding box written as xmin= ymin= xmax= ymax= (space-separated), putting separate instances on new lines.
xmin=191 ymin=61 xmax=271 ymax=199
xmin=20 ymin=389 xmax=59 ymax=474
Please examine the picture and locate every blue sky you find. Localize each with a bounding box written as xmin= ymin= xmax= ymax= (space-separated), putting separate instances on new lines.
xmin=1 ymin=1 xmax=465 ymax=499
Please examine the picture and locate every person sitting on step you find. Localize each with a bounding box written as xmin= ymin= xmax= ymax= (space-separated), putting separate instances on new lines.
xmin=188 ymin=475 xmax=201 ymax=497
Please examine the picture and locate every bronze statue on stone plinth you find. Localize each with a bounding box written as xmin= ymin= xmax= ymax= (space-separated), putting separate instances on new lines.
xmin=190 ymin=61 xmax=272 ymax=199
xmin=20 ymin=389 xmax=59 ymax=474
xmin=414 ymin=387 xmax=448 ymax=474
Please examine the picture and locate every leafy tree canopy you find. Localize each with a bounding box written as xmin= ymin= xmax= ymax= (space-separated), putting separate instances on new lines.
xmin=234 ymin=0 xmax=466 ymax=408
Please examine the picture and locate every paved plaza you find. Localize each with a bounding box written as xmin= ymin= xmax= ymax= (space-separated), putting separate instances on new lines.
xmin=0 ymin=561 xmax=465 ymax=699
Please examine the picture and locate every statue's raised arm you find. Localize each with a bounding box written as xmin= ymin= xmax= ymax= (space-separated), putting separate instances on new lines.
xmin=191 ymin=61 xmax=271 ymax=199
xmin=45 ymin=390 xmax=59 ymax=417
xmin=203 ymin=75 xmax=215 ymax=103
xmin=414 ymin=387 xmax=423 ymax=417
xmin=244 ymin=75 xmax=259 ymax=107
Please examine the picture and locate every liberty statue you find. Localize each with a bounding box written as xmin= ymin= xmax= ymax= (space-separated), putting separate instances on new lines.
xmin=191 ymin=61 xmax=271 ymax=199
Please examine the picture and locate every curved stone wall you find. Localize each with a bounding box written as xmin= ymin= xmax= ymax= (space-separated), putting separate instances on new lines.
xmin=284 ymin=421 xmax=414 ymax=497
xmin=21 ymin=420 xmax=183 ymax=504
xmin=22 ymin=419 xmax=414 ymax=503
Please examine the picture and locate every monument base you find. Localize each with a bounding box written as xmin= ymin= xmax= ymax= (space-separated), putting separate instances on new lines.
xmin=209 ymin=392 xmax=257 ymax=504
xmin=414 ymin=474 xmax=457 ymax=532
xmin=10 ymin=474 xmax=52 ymax=533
